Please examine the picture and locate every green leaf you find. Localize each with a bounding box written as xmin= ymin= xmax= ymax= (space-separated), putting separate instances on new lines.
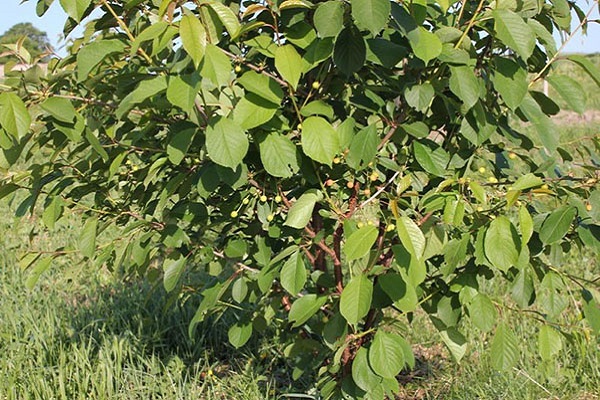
xmin=404 ymin=83 xmax=434 ymax=113
xmin=493 ymin=9 xmax=535 ymax=60
xmin=351 ymin=347 xmax=382 ymax=393
xmin=538 ymin=325 xmax=562 ymax=361
xmin=379 ymin=273 xmax=418 ymax=312
xmin=301 ymin=116 xmax=339 ymax=166
xmin=203 ymin=1 xmax=241 ymax=38
xmin=228 ymin=322 xmax=252 ymax=348
xmin=233 ymin=94 xmax=278 ymax=129
xmin=539 ymin=205 xmax=576 ymax=244
xmin=280 ymin=251 xmax=307 ymax=296
xmin=344 ymin=225 xmax=378 ymax=261
xmin=407 ymin=27 xmax=442 ymax=64
xmin=314 ymin=1 xmax=344 ymax=38
xmin=490 ymin=323 xmax=519 ymax=371
xmin=396 ymin=216 xmax=426 ymax=260
xmin=205 ymin=117 xmax=248 ymax=169
xmin=167 ymin=74 xmax=201 ymax=114
xmin=539 ymin=272 xmax=568 ymax=318
xmin=25 ymin=256 xmax=52 ymax=290
xmin=518 ymin=93 xmax=558 ymax=151
xmin=257 ymin=132 xmax=300 ymax=178
xmin=467 ymin=294 xmax=497 ymax=332
xmin=284 ymin=189 xmax=322 ymax=229
xmin=275 ymin=45 xmax=303 ymax=90
xmin=40 ymin=97 xmax=77 ymax=123
xmin=289 ymin=294 xmax=327 ymax=327
xmin=116 ymin=76 xmax=168 ymax=119
xmin=334 ymin=25 xmax=366 ymax=76
xmin=237 ymin=71 xmax=284 ymax=105
xmin=512 ymin=173 xmax=543 ymax=191
xmin=511 ymin=268 xmax=534 ymax=308
xmin=300 ymin=100 xmax=335 ymax=120
xmin=484 ymin=216 xmax=520 ymax=272
xmin=79 ymin=217 xmax=97 ymax=259
xmin=546 ymin=75 xmax=586 ymax=114
xmin=0 ymin=93 xmax=31 ymax=139
xmin=583 ymin=295 xmax=600 ymax=335
xmin=346 ymin=124 xmax=378 ymax=170
xmin=351 ymin=0 xmax=391 ymax=36
xmin=519 ymin=206 xmax=533 ymax=245
xmin=163 ymin=252 xmax=186 ymax=292
xmin=340 ymin=274 xmax=373 ymax=325
xmin=492 ymin=57 xmax=528 ymax=110
xmin=439 ymin=327 xmax=467 ymax=362
xmin=180 ymin=14 xmax=207 ymax=67
xmin=449 ymin=66 xmax=481 ymax=110
xmin=413 ymin=141 xmax=450 ymax=177
xmin=568 ymin=54 xmax=600 ymax=86
xmin=369 ymin=331 xmax=406 ymax=378
xmin=59 ymin=0 xmax=90 ymax=21
xmin=167 ymin=128 xmax=196 ymax=165
xmin=200 ymin=44 xmax=231 ymax=87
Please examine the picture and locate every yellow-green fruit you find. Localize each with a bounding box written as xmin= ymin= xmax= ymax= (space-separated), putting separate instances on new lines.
xmin=230 ymin=210 xmax=239 ymax=218
xmin=297 ymin=123 xmax=302 ymax=131
xmin=476 ymin=206 xmax=484 ymax=212
xmin=267 ymin=214 xmax=274 ymax=222
xmin=312 ymin=81 xmax=320 ymax=90
xmin=333 ymin=157 xmax=341 ymax=164
xmin=274 ymin=195 xmax=282 ymax=203
xmin=364 ymin=188 xmax=371 ymax=196
xmin=508 ymin=152 xmax=517 ymax=160
xmin=586 ymin=204 xmax=593 ymax=212
xmin=242 ymin=198 xmax=250 ymax=205
xmin=260 ymin=195 xmax=268 ymax=202
xmin=386 ymin=224 xmax=395 ymax=232
xmin=370 ymin=172 xmax=379 ymax=182
xmin=487 ymin=177 xmax=498 ymax=183
xmin=478 ymin=167 xmax=486 ymax=174
xmin=541 ymin=184 xmax=549 ymax=190
xmin=346 ymin=181 xmax=354 ymax=189
xmin=234 ymin=65 xmax=242 ymax=73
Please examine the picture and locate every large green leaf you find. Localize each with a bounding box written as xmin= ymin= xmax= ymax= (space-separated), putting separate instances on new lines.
xmin=340 ymin=274 xmax=373 ymax=325
xmin=396 ymin=216 xmax=426 ymax=260
xmin=407 ymin=27 xmax=442 ymax=64
xmin=289 ymin=294 xmax=327 ymax=327
xmin=40 ymin=97 xmax=77 ymax=123
xmin=344 ymin=225 xmax=378 ymax=261
xmin=413 ymin=141 xmax=450 ymax=177
xmin=205 ymin=117 xmax=248 ymax=169
xmin=180 ymin=14 xmax=207 ymax=67
xmin=301 ymin=116 xmax=339 ymax=166
xmin=518 ymin=93 xmax=558 ymax=151
xmin=237 ymin=71 xmax=284 ymax=105
xmin=257 ymin=132 xmax=300 ymax=178
xmin=280 ymin=251 xmax=307 ymax=295
xmin=439 ymin=327 xmax=467 ymax=362
xmin=167 ymin=74 xmax=201 ymax=114
xmin=163 ymin=252 xmax=186 ymax=292
xmin=539 ymin=205 xmax=576 ymax=244
xmin=284 ymin=189 xmax=322 ymax=229
xmin=233 ymin=94 xmax=278 ymax=129
xmin=404 ymin=83 xmax=434 ymax=113
xmin=59 ymin=0 xmax=90 ymax=21
xmin=346 ymin=124 xmax=379 ymax=170
xmin=379 ymin=273 xmax=418 ymax=312
xmin=351 ymin=0 xmax=390 ymax=36
xmin=116 ymin=76 xmax=168 ymax=119
xmin=25 ymin=256 xmax=53 ymax=290
xmin=352 ymin=347 xmax=382 ymax=392
xmin=0 ymin=93 xmax=31 ymax=139
xmin=333 ymin=25 xmax=366 ymax=76
xmin=314 ymin=1 xmax=344 ymax=38
xmin=167 ymin=128 xmax=196 ymax=165
xmin=568 ymin=54 xmax=600 ymax=86
xmin=79 ymin=217 xmax=97 ymax=259
xmin=275 ymin=45 xmax=303 ymax=90
xmin=449 ymin=66 xmax=481 ymax=110
xmin=490 ymin=323 xmax=519 ymax=371
xmin=369 ymin=331 xmax=406 ymax=378
xmin=467 ymin=294 xmax=497 ymax=332
xmin=200 ymin=44 xmax=231 ymax=87
xmin=228 ymin=322 xmax=252 ymax=348
xmin=546 ymin=75 xmax=586 ymax=114
xmin=203 ymin=1 xmax=241 ymax=38
xmin=484 ymin=216 xmax=520 ymax=272
xmin=493 ymin=9 xmax=535 ymax=60
xmin=538 ymin=325 xmax=562 ymax=361
xmin=492 ymin=57 xmax=528 ymax=110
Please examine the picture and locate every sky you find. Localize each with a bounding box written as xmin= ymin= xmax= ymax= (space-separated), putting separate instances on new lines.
xmin=1 ymin=0 xmax=599 ymax=55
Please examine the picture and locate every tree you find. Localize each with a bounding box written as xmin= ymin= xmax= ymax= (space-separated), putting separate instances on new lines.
xmin=0 ymin=22 xmax=51 ymax=63
xmin=1 ymin=0 xmax=599 ymax=398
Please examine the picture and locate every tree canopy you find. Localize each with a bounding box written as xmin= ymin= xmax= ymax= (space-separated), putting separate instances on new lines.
xmin=0 ymin=0 xmax=599 ymax=398
xmin=0 ymin=22 xmax=51 ymax=63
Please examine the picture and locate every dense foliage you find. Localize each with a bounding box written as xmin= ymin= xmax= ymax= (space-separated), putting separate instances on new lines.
xmin=1 ymin=0 xmax=600 ymax=397
xmin=0 ymin=22 xmax=51 ymax=63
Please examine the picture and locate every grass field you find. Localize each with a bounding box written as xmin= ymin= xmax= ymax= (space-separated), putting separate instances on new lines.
xmin=1 ymin=54 xmax=599 ymax=399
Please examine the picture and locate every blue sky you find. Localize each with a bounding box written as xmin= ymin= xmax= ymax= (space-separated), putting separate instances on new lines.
xmin=1 ymin=0 xmax=599 ymax=54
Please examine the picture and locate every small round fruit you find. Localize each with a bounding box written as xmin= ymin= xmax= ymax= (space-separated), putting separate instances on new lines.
xmin=478 ymin=167 xmax=486 ymax=174
xmin=476 ymin=206 xmax=484 ymax=212
xmin=333 ymin=157 xmax=341 ymax=164
xmin=586 ymin=203 xmax=593 ymax=212
xmin=312 ymin=81 xmax=320 ymax=90
xmin=274 ymin=195 xmax=282 ymax=203
xmin=230 ymin=210 xmax=239 ymax=218
xmin=363 ymin=188 xmax=371 ymax=196
xmin=541 ymin=184 xmax=549 ymax=190
xmin=234 ymin=65 xmax=242 ymax=73
xmin=370 ymin=172 xmax=379 ymax=182
xmin=386 ymin=224 xmax=395 ymax=232
xmin=357 ymin=222 xmax=364 ymax=228
xmin=487 ymin=176 xmax=498 ymax=183
xmin=367 ymin=220 xmax=374 ymax=226
xmin=346 ymin=181 xmax=354 ymax=189
xmin=325 ymin=179 xmax=335 ymax=187
xmin=266 ymin=214 xmax=274 ymax=222
xmin=297 ymin=123 xmax=302 ymax=131
xmin=260 ymin=195 xmax=268 ymax=202
xmin=242 ymin=198 xmax=250 ymax=205
xmin=508 ymin=152 xmax=517 ymax=160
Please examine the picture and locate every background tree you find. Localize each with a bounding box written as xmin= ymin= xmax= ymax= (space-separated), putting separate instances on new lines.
xmin=0 ymin=0 xmax=599 ymax=398
xmin=0 ymin=22 xmax=51 ymax=63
